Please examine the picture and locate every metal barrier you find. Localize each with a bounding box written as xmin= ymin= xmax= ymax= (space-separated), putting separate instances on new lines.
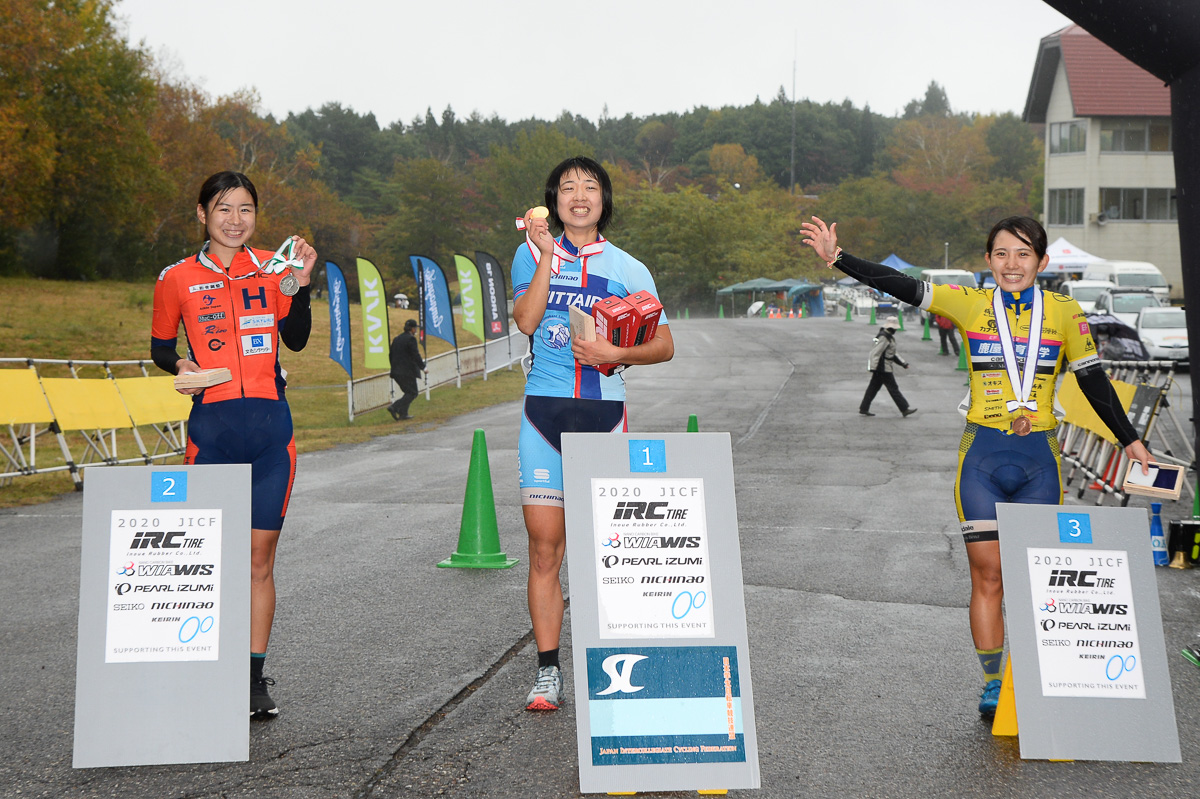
xmin=347 ymin=331 xmax=525 ymax=421
xmin=1058 ymin=360 xmax=1194 ymax=507
xmin=0 ymin=358 xmax=189 ymax=487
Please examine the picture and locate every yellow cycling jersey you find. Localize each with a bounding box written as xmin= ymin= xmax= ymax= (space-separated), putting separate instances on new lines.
xmin=921 ymin=283 xmax=1100 ymax=432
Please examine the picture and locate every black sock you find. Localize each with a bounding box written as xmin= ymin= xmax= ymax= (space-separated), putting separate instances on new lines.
xmin=251 ymin=653 xmax=266 ymax=681
xmin=538 ymin=648 xmax=559 ymax=669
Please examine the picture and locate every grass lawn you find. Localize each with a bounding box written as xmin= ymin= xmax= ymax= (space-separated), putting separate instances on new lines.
xmin=0 ymin=277 xmax=525 ymax=507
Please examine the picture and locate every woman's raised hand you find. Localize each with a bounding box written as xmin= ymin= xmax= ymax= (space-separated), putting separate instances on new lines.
xmin=800 ymin=216 xmax=839 ymax=264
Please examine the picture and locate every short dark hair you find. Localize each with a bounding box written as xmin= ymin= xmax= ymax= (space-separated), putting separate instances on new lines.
xmin=198 ymin=171 xmax=258 ymax=212
xmin=404 ymin=319 xmax=419 ymax=331
xmin=544 ymin=156 xmax=613 ymax=234
xmin=985 ymin=216 xmax=1047 ymax=260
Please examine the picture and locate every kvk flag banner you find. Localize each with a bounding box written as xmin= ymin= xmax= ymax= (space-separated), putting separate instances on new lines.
xmin=355 ymin=257 xmax=390 ymax=370
xmin=325 ymin=260 xmax=353 ymax=378
xmin=410 ymin=255 xmax=457 ymax=348
xmin=454 ymin=254 xmax=485 ymax=343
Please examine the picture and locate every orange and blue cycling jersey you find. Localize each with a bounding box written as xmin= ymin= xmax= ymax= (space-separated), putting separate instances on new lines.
xmin=151 ymin=243 xmax=310 ymax=530
xmin=920 ymin=283 xmax=1100 ymax=433
xmin=151 ymin=245 xmax=298 ymax=404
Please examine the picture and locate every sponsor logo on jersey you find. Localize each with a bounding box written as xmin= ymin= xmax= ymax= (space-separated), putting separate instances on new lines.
xmin=544 ymin=323 xmax=571 ymax=349
xmin=239 ymin=313 xmax=275 ymax=330
xmin=241 ymin=333 xmax=272 ymax=356
xmin=189 ymin=281 xmax=224 ymax=293
xmin=197 ymin=312 xmax=226 ymax=322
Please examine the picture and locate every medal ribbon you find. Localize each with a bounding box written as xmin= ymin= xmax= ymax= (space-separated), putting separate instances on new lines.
xmin=992 ymin=287 xmax=1044 ymax=414
xmin=196 ymin=238 xmax=301 ymax=279
xmin=515 ymin=217 xmax=605 ymax=275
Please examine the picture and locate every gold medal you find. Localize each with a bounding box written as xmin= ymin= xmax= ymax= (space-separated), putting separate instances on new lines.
xmin=1011 ymin=414 xmax=1032 ymax=437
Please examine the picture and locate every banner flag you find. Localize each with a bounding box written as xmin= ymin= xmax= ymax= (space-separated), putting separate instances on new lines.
xmin=325 ymin=260 xmax=353 ymax=378
xmin=454 ymin=254 xmax=485 ymax=342
xmin=356 ymin=257 xmax=391 ymax=370
xmin=474 ymin=251 xmax=510 ymax=340
xmin=410 ymin=255 xmax=457 ymax=348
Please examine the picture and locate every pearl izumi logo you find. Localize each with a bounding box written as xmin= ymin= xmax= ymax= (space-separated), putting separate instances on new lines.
xmin=612 ymin=501 xmax=689 ymax=521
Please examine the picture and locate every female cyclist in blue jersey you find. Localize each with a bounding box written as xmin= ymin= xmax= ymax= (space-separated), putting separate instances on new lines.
xmin=151 ymin=171 xmax=317 ymax=718
xmin=801 ymin=214 xmax=1153 ymax=718
xmin=513 ymin=156 xmax=674 ymax=710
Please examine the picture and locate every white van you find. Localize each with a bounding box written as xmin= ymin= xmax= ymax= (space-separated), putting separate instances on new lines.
xmin=1082 ymin=260 xmax=1169 ymax=299
xmin=920 ymin=268 xmax=978 ymax=289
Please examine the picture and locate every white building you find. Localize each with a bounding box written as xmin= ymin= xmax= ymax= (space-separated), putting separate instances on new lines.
xmin=1024 ymin=25 xmax=1181 ymax=297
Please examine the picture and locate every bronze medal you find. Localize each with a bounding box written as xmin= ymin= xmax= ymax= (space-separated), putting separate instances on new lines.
xmin=1011 ymin=414 xmax=1032 ymax=437
xmin=279 ymin=271 xmax=300 ymax=297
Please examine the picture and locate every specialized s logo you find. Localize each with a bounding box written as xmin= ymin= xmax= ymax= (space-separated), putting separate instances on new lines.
xmin=545 ymin=323 xmax=570 ymax=349
xmin=596 ymin=654 xmax=648 ymax=695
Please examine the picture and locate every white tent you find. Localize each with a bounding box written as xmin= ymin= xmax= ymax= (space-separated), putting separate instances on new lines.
xmin=1045 ymin=237 xmax=1102 ymax=274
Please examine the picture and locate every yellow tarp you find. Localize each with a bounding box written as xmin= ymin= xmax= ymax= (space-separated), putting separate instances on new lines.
xmin=115 ymin=376 xmax=193 ymax=426
xmin=40 ymin=378 xmax=134 ymax=431
xmin=1058 ymin=373 xmax=1137 ymax=445
xmin=0 ymin=369 xmax=55 ymax=426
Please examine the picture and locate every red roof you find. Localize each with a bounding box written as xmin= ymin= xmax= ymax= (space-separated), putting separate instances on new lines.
xmin=1059 ymin=25 xmax=1170 ymax=117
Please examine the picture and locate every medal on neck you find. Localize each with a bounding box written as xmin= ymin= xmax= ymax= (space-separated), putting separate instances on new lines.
xmin=263 ymin=237 xmax=305 ymax=296
xmin=992 ymin=287 xmax=1043 ymax=436
xmin=514 ymin=216 xmax=605 ymax=275
xmin=197 ymin=236 xmax=304 ymax=295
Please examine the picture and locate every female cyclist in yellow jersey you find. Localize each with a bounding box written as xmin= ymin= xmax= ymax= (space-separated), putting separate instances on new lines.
xmin=802 ymin=215 xmax=1153 ymax=717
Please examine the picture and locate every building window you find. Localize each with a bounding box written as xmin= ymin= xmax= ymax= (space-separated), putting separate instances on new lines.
xmin=1099 ymin=188 xmax=1178 ymax=221
xmin=1048 ymin=121 xmax=1086 ymax=154
xmin=1047 ymin=188 xmax=1085 ymax=226
xmin=1099 ymin=119 xmax=1172 ymax=152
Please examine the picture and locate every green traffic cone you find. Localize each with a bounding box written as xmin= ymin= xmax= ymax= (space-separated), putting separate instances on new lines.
xmin=869 ymin=304 xmax=877 ymax=325
xmin=685 ymin=308 xmax=690 ymax=319
xmin=718 ymin=305 xmax=725 ymax=319
xmin=922 ymin=315 xmax=932 ymax=341
xmin=956 ymin=346 xmax=969 ymax=372
xmin=897 ymin=307 xmax=905 ymax=331
xmin=687 ymin=414 xmax=699 ymax=432
xmin=438 ymin=429 xmax=518 ymax=569
xmin=844 ymin=302 xmax=852 ymax=322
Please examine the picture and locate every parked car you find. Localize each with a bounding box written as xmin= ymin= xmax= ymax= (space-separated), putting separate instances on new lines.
xmin=1083 ymin=260 xmax=1170 ymax=300
xmin=1135 ymin=306 xmax=1188 ymax=365
xmin=920 ymin=269 xmax=978 ymax=289
xmin=1059 ymin=279 xmax=1116 ymax=314
xmin=1091 ymin=288 xmax=1162 ymax=327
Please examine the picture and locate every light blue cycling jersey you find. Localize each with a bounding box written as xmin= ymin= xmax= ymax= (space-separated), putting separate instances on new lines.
xmin=511 ymin=236 xmax=667 ymax=401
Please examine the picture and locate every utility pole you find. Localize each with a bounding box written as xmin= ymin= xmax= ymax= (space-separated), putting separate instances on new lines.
xmin=789 ymin=33 xmax=797 ymax=195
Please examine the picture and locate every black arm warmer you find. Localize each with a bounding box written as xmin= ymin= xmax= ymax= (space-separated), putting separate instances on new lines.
xmin=279 ymin=285 xmax=312 ymax=352
xmin=151 ymin=345 xmax=181 ymax=376
xmin=836 ymin=252 xmax=927 ymax=307
xmin=1074 ymin=364 xmax=1140 ymax=448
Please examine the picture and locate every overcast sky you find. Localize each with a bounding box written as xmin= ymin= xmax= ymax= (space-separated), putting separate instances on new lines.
xmin=115 ymin=0 xmax=1073 ymax=127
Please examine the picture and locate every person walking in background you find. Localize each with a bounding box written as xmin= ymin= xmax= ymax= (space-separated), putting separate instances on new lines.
xmin=936 ymin=314 xmax=960 ymax=356
xmin=388 ymin=318 xmax=424 ymax=421
xmin=860 ymin=319 xmax=917 ymax=417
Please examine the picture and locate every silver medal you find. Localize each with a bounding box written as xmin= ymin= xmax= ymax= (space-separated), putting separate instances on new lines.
xmin=279 ymin=271 xmax=299 ymax=297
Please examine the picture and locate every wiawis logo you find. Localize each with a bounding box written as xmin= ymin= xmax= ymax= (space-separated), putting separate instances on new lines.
xmin=613 ymin=501 xmax=688 ymax=521
xmin=137 ymin=564 xmax=215 ymax=577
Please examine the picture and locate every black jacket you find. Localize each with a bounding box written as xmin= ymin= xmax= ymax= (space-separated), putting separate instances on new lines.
xmin=389 ymin=331 xmax=425 ymax=379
